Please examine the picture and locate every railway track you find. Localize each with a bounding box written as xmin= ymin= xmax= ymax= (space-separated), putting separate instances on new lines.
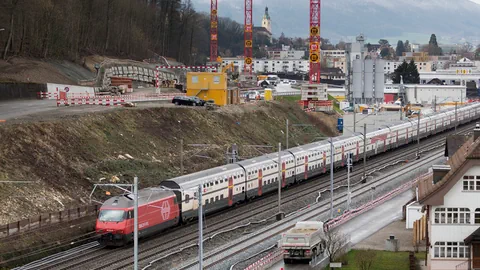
xmin=87 ymin=124 xmax=473 ymax=270
xmin=178 ymin=149 xmax=445 ymax=270
xmin=17 ymin=122 xmax=474 ymax=270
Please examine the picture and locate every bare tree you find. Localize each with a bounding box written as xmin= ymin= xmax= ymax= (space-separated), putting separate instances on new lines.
xmin=355 ymin=249 xmax=377 ymax=270
xmin=324 ymin=229 xmax=349 ymax=262
xmin=3 ymin=0 xmax=20 ymax=60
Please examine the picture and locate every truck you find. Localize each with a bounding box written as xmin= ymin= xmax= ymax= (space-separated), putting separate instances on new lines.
xmin=279 ymin=221 xmax=326 ymax=264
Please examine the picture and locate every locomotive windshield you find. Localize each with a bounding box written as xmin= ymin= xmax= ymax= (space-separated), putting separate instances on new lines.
xmin=98 ymin=210 xmax=126 ymax=222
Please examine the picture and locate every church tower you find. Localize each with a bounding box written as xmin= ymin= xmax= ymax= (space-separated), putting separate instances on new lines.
xmin=261 ymin=6 xmax=271 ymax=33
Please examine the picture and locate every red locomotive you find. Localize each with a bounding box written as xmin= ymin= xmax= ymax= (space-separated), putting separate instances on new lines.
xmin=95 ymin=188 xmax=179 ymax=246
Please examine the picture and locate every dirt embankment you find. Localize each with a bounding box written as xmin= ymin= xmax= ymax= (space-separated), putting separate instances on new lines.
xmin=0 ymin=101 xmax=337 ymax=224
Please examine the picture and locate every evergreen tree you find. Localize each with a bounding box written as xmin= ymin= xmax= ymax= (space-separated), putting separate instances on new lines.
xmin=396 ymin=40 xmax=405 ymax=57
xmin=406 ymin=60 xmax=420 ymax=83
xmin=380 ymin=47 xmax=390 ymax=58
xmin=392 ymin=60 xmax=420 ymax=84
xmin=428 ymin=34 xmax=443 ymax=56
xmin=404 ymin=40 xmax=411 ymax=52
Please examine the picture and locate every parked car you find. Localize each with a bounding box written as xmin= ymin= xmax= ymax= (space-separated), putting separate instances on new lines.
xmin=342 ymin=106 xmax=354 ymax=112
xmin=172 ymin=96 xmax=206 ymax=106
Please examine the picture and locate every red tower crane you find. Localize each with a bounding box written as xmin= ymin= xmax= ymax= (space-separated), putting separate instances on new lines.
xmin=244 ymin=0 xmax=253 ymax=74
xmin=309 ymin=0 xmax=321 ymax=84
xmin=210 ymin=0 xmax=218 ymax=63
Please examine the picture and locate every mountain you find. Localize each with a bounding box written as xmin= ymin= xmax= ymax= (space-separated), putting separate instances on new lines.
xmin=192 ymin=0 xmax=480 ymax=44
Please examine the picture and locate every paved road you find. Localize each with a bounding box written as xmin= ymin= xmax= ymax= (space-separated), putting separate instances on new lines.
xmin=268 ymin=190 xmax=413 ymax=270
xmin=275 ymin=83 xmax=300 ymax=93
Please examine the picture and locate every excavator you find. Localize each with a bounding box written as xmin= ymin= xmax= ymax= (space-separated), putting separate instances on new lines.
xmin=403 ymin=102 xmax=422 ymax=118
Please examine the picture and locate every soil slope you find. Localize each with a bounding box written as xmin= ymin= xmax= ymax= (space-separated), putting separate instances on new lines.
xmin=0 ymin=101 xmax=337 ymax=224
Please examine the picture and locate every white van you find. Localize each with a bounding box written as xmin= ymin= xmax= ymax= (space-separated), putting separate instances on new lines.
xmin=267 ymin=75 xmax=280 ymax=86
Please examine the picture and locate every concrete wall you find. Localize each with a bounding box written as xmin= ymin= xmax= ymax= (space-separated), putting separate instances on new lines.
xmin=0 ymin=83 xmax=47 ymax=101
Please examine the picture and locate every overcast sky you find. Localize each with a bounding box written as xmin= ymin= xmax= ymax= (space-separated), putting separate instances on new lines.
xmin=471 ymin=0 xmax=480 ymax=3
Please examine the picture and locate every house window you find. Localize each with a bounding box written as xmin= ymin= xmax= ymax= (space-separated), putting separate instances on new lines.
xmin=433 ymin=242 xmax=469 ymax=258
xmin=463 ymin=175 xmax=478 ymax=190
xmin=434 ymin=208 xmax=470 ymax=224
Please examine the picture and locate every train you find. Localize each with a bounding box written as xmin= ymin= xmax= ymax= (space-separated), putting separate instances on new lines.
xmin=95 ymin=102 xmax=480 ymax=246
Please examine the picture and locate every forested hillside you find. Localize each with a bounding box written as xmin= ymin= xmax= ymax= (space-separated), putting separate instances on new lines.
xmin=0 ymin=0 xmax=245 ymax=64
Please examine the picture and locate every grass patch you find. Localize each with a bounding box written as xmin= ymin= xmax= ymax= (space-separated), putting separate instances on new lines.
xmin=328 ymin=94 xmax=343 ymax=114
xmin=275 ymin=95 xmax=301 ymax=102
xmin=326 ymin=250 xmax=412 ymax=270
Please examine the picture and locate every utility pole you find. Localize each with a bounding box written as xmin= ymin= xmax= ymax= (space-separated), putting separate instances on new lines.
xmin=133 ymin=177 xmax=139 ymax=270
xmin=347 ymin=153 xmax=352 ymax=211
xmin=362 ymin=123 xmax=367 ymax=182
xmin=329 ymin=138 xmax=334 ymax=219
xmin=180 ymin=139 xmax=184 ymax=175
xmin=277 ymin=142 xmax=283 ymax=220
xmin=417 ymin=110 xmax=421 ymax=159
xmin=455 ymin=102 xmax=458 ymax=132
xmin=198 ymin=184 xmax=203 ymax=269
xmin=353 ymin=100 xmax=356 ymax=133
xmin=286 ymin=119 xmax=289 ymax=149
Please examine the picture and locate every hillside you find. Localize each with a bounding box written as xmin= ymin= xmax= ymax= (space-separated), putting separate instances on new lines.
xmin=0 ymin=102 xmax=337 ymax=224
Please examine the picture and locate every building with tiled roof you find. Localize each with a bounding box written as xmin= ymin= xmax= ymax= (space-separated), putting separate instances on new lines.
xmin=417 ymin=124 xmax=480 ymax=270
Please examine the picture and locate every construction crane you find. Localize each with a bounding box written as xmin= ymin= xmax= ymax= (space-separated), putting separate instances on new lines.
xmin=210 ymin=0 xmax=218 ymax=64
xmin=309 ymin=0 xmax=321 ymax=84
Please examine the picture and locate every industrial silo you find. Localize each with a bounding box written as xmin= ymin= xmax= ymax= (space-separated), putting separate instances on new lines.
xmin=374 ymin=59 xmax=385 ymax=103
xmin=352 ymin=59 xmax=363 ymax=103
xmin=364 ymin=59 xmax=374 ymax=104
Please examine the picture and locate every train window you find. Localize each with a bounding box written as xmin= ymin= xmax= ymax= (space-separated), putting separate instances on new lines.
xmin=241 ymin=174 xmax=244 ymax=177
xmin=255 ymin=170 xmax=258 ymax=173
xmin=215 ymin=196 xmax=219 ymax=201
xmin=185 ymin=194 xmax=190 ymax=204
xmin=275 ymin=177 xmax=278 ymax=181
xmin=203 ymin=184 xmax=206 ymax=188
xmin=205 ymin=199 xmax=208 ymax=205
xmin=220 ymin=194 xmax=224 ymax=199
xmin=215 ymin=181 xmax=218 ymax=185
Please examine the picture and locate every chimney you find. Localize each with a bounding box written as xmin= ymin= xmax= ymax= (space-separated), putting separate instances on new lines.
xmin=475 ymin=123 xmax=480 ymax=141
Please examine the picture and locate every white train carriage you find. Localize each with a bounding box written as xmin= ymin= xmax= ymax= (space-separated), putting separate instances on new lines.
xmin=366 ymin=128 xmax=390 ymax=156
xmin=290 ymin=142 xmax=329 ymax=181
xmin=388 ymin=122 xmax=412 ymax=148
xmin=161 ymin=164 xmax=245 ymax=222
xmin=238 ymin=151 xmax=295 ymax=199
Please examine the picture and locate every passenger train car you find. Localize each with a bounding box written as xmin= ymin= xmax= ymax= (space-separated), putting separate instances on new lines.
xmin=96 ymin=103 xmax=480 ymax=245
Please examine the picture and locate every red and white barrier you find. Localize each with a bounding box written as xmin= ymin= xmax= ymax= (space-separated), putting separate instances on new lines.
xmin=156 ymin=65 xmax=217 ymax=70
xmin=56 ymin=98 xmax=125 ymax=107
xmin=244 ymin=249 xmax=284 ymax=270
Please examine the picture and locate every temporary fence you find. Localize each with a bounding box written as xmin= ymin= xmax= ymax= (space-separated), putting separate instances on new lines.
xmin=56 ymin=98 xmax=125 ymax=107
xmin=0 ymin=205 xmax=100 ymax=239
xmin=42 ymin=92 xmax=184 ymax=107
xmin=324 ymin=172 xmax=431 ymax=230
xmin=156 ymin=65 xmax=217 ymax=70
xmin=243 ymin=249 xmax=284 ymax=270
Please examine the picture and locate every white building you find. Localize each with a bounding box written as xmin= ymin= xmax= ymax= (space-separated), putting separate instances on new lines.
xmin=384 ymin=61 xmax=433 ymax=73
xmin=383 ymin=84 xmax=466 ymax=104
xmin=267 ymin=45 xmax=306 ymax=60
xmin=418 ymin=130 xmax=480 ymax=270
xmin=222 ymin=58 xmax=309 ymax=74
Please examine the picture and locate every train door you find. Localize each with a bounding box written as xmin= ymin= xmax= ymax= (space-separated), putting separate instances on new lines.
xmin=304 ymin=156 xmax=308 ymax=180
xmin=282 ymin=162 xmax=286 ymax=188
xmin=257 ymin=170 xmax=263 ymax=196
xmin=341 ymin=145 xmax=345 ymax=166
xmin=323 ymin=152 xmax=327 ymax=173
xmin=228 ymin=177 xmax=234 ymax=206
xmin=356 ymin=141 xmax=359 ymax=162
